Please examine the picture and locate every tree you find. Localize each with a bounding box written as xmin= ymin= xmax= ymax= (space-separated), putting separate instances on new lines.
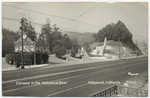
xmin=94 ymin=20 xmax=133 ymax=43
xmin=26 ymin=22 xmax=37 ymax=41
xmin=62 ymin=34 xmax=72 ymax=50
xmin=20 ymin=18 xmax=37 ymax=41
xmin=41 ymin=20 xmax=80 ymax=56
xmin=112 ymin=20 xmax=133 ymax=43
xmin=2 ymin=28 xmax=20 ymax=57
xmin=71 ymin=39 xmax=80 ymax=57
xmin=41 ymin=20 xmax=52 ymax=53
xmin=51 ymin=25 xmax=63 ymax=50
xmin=53 ymin=45 xmax=67 ymax=58
xmin=94 ymin=20 xmax=143 ymax=55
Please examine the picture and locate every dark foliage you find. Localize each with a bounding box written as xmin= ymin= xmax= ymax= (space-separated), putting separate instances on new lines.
xmin=5 ymin=52 xmax=49 ymax=66
xmin=5 ymin=53 xmax=21 ymax=65
xmin=94 ymin=20 xmax=143 ymax=55
xmin=20 ymin=18 xmax=37 ymax=41
xmin=53 ymin=45 xmax=67 ymax=59
xmin=2 ymin=28 xmax=20 ymax=57
xmin=35 ymin=53 xmax=49 ymax=64
xmin=71 ymin=39 xmax=80 ymax=57
xmin=41 ymin=21 xmax=79 ymax=57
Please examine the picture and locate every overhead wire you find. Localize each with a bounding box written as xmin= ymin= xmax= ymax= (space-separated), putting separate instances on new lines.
xmin=73 ymin=4 xmax=99 ymax=20
xmin=3 ymin=4 xmax=101 ymax=28
xmin=57 ymin=4 xmax=100 ymax=26
xmin=2 ymin=17 xmax=84 ymax=32
xmin=3 ymin=4 xmax=73 ymax=21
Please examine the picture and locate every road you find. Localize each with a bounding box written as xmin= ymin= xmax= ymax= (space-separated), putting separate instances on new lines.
xmin=2 ymin=56 xmax=148 ymax=97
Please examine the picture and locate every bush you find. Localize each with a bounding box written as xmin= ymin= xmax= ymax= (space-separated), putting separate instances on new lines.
xmin=23 ymin=52 xmax=34 ymax=65
xmin=53 ymin=45 xmax=66 ymax=59
xmin=5 ymin=52 xmax=49 ymax=65
xmin=71 ymin=47 xmax=78 ymax=57
xmin=36 ymin=53 xmax=49 ymax=64
xmin=70 ymin=39 xmax=80 ymax=57
xmin=5 ymin=53 xmax=21 ymax=65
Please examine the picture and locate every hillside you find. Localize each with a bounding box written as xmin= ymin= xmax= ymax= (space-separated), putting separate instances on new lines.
xmin=93 ymin=20 xmax=143 ymax=55
xmin=89 ymin=40 xmax=142 ymax=56
xmin=61 ymin=31 xmax=95 ymax=46
xmin=61 ymin=30 xmax=143 ymax=55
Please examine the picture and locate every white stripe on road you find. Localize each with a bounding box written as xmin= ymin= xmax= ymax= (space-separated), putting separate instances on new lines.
xmin=2 ymin=62 xmax=125 ymax=84
xmin=47 ymin=70 xmax=128 ymax=96
xmin=2 ymin=74 xmax=83 ymax=94
xmin=47 ymin=83 xmax=88 ymax=96
xmin=46 ymin=62 xmax=147 ymax=96
xmin=2 ymin=62 xmax=125 ymax=94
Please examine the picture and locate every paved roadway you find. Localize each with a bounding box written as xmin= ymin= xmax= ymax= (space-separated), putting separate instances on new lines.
xmin=2 ymin=56 xmax=148 ymax=97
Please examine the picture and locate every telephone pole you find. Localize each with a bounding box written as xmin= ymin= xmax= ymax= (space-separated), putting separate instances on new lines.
xmin=20 ymin=18 xmax=24 ymax=69
xmin=143 ymin=40 xmax=147 ymax=55
xmin=118 ymin=38 xmax=121 ymax=60
xmin=20 ymin=18 xmax=27 ymax=69
xmin=135 ymin=41 xmax=138 ymax=57
xmin=34 ymin=41 xmax=36 ymax=65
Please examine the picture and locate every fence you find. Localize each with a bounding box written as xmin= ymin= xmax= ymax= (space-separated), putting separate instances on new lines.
xmin=91 ymin=85 xmax=117 ymax=97
xmin=91 ymin=85 xmax=148 ymax=97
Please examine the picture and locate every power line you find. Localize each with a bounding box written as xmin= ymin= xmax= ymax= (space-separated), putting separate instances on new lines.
xmin=2 ymin=17 xmax=20 ymax=21
xmin=2 ymin=17 xmax=85 ymax=32
xmin=73 ymin=4 xmax=99 ymax=20
xmin=58 ymin=4 xmax=99 ymax=25
xmin=2 ymin=17 xmax=44 ymax=26
xmin=3 ymin=4 xmax=72 ymax=21
xmin=3 ymin=4 xmax=101 ymax=28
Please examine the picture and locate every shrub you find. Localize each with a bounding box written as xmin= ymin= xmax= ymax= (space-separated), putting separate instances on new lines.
xmin=35 ymin=53 xmax=49 ymax=64
xmin=53 ymin=45 xmax=66 ymax=59
xmin=5 ymin=53 xmax=21 ymax=65
xmin=71 ymin=47 xmax=78 ymax=57
xmin=23 ymin=52 xmax=34 ymax=65
xmin=5 ymin=52 xmax=49 ymax=65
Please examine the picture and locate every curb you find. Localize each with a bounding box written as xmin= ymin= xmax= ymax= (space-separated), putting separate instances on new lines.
xmin=2 ymin=55 xmax=147 ymax=72
xmin=2 ymin=64 xmax=50 ymax=72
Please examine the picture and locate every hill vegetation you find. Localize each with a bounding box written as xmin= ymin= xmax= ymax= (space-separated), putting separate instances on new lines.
xmin=2 ymin=28 xmax=20 ymax=57
xmin=2 ymin=19 xmax=143 ymax=58
xmin=61 ymin=31 xmax=95 ymax=46
xmin=94 ymin=20 xmax=143 ymax=55
xmin=2 ymin=18 xmax=81 ymax=59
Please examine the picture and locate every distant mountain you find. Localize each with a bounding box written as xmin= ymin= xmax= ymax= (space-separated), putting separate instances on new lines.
xmin=61 ymin=31 xmax=95 ymax=46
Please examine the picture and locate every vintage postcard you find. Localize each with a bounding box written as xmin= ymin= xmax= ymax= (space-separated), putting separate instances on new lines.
xmin=2 ymin=1 xmax=148 ymax=97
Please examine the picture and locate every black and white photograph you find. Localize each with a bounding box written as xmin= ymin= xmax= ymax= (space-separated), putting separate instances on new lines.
xmin=1 ymin=1 xmax=148 ymax=97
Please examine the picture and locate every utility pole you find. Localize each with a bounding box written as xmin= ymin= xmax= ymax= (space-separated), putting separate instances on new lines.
xmin=20 ymin=18 xmax=26 ymax=69
xmin=21 ymin=27 xmax=24 ymax=69
xmin=143 ymin=40 xmax=146 ymax=55
xmin=118 ymin=38 xmax=121 ymax=60
xmin=135 ymin=41 xmax=138 ymax=57
xmin=34 ymin=41 xmax=36 ymax=65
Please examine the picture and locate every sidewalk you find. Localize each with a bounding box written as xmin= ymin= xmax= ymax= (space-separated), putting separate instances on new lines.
xmin=2 ymin=57 xmax=115 ymax=71
xmin=2 ymin=63 xmax=50 ymax=71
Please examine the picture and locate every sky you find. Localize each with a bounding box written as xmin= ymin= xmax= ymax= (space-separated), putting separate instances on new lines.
xmin=2 ymin=2 xmax=148 ymax=42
